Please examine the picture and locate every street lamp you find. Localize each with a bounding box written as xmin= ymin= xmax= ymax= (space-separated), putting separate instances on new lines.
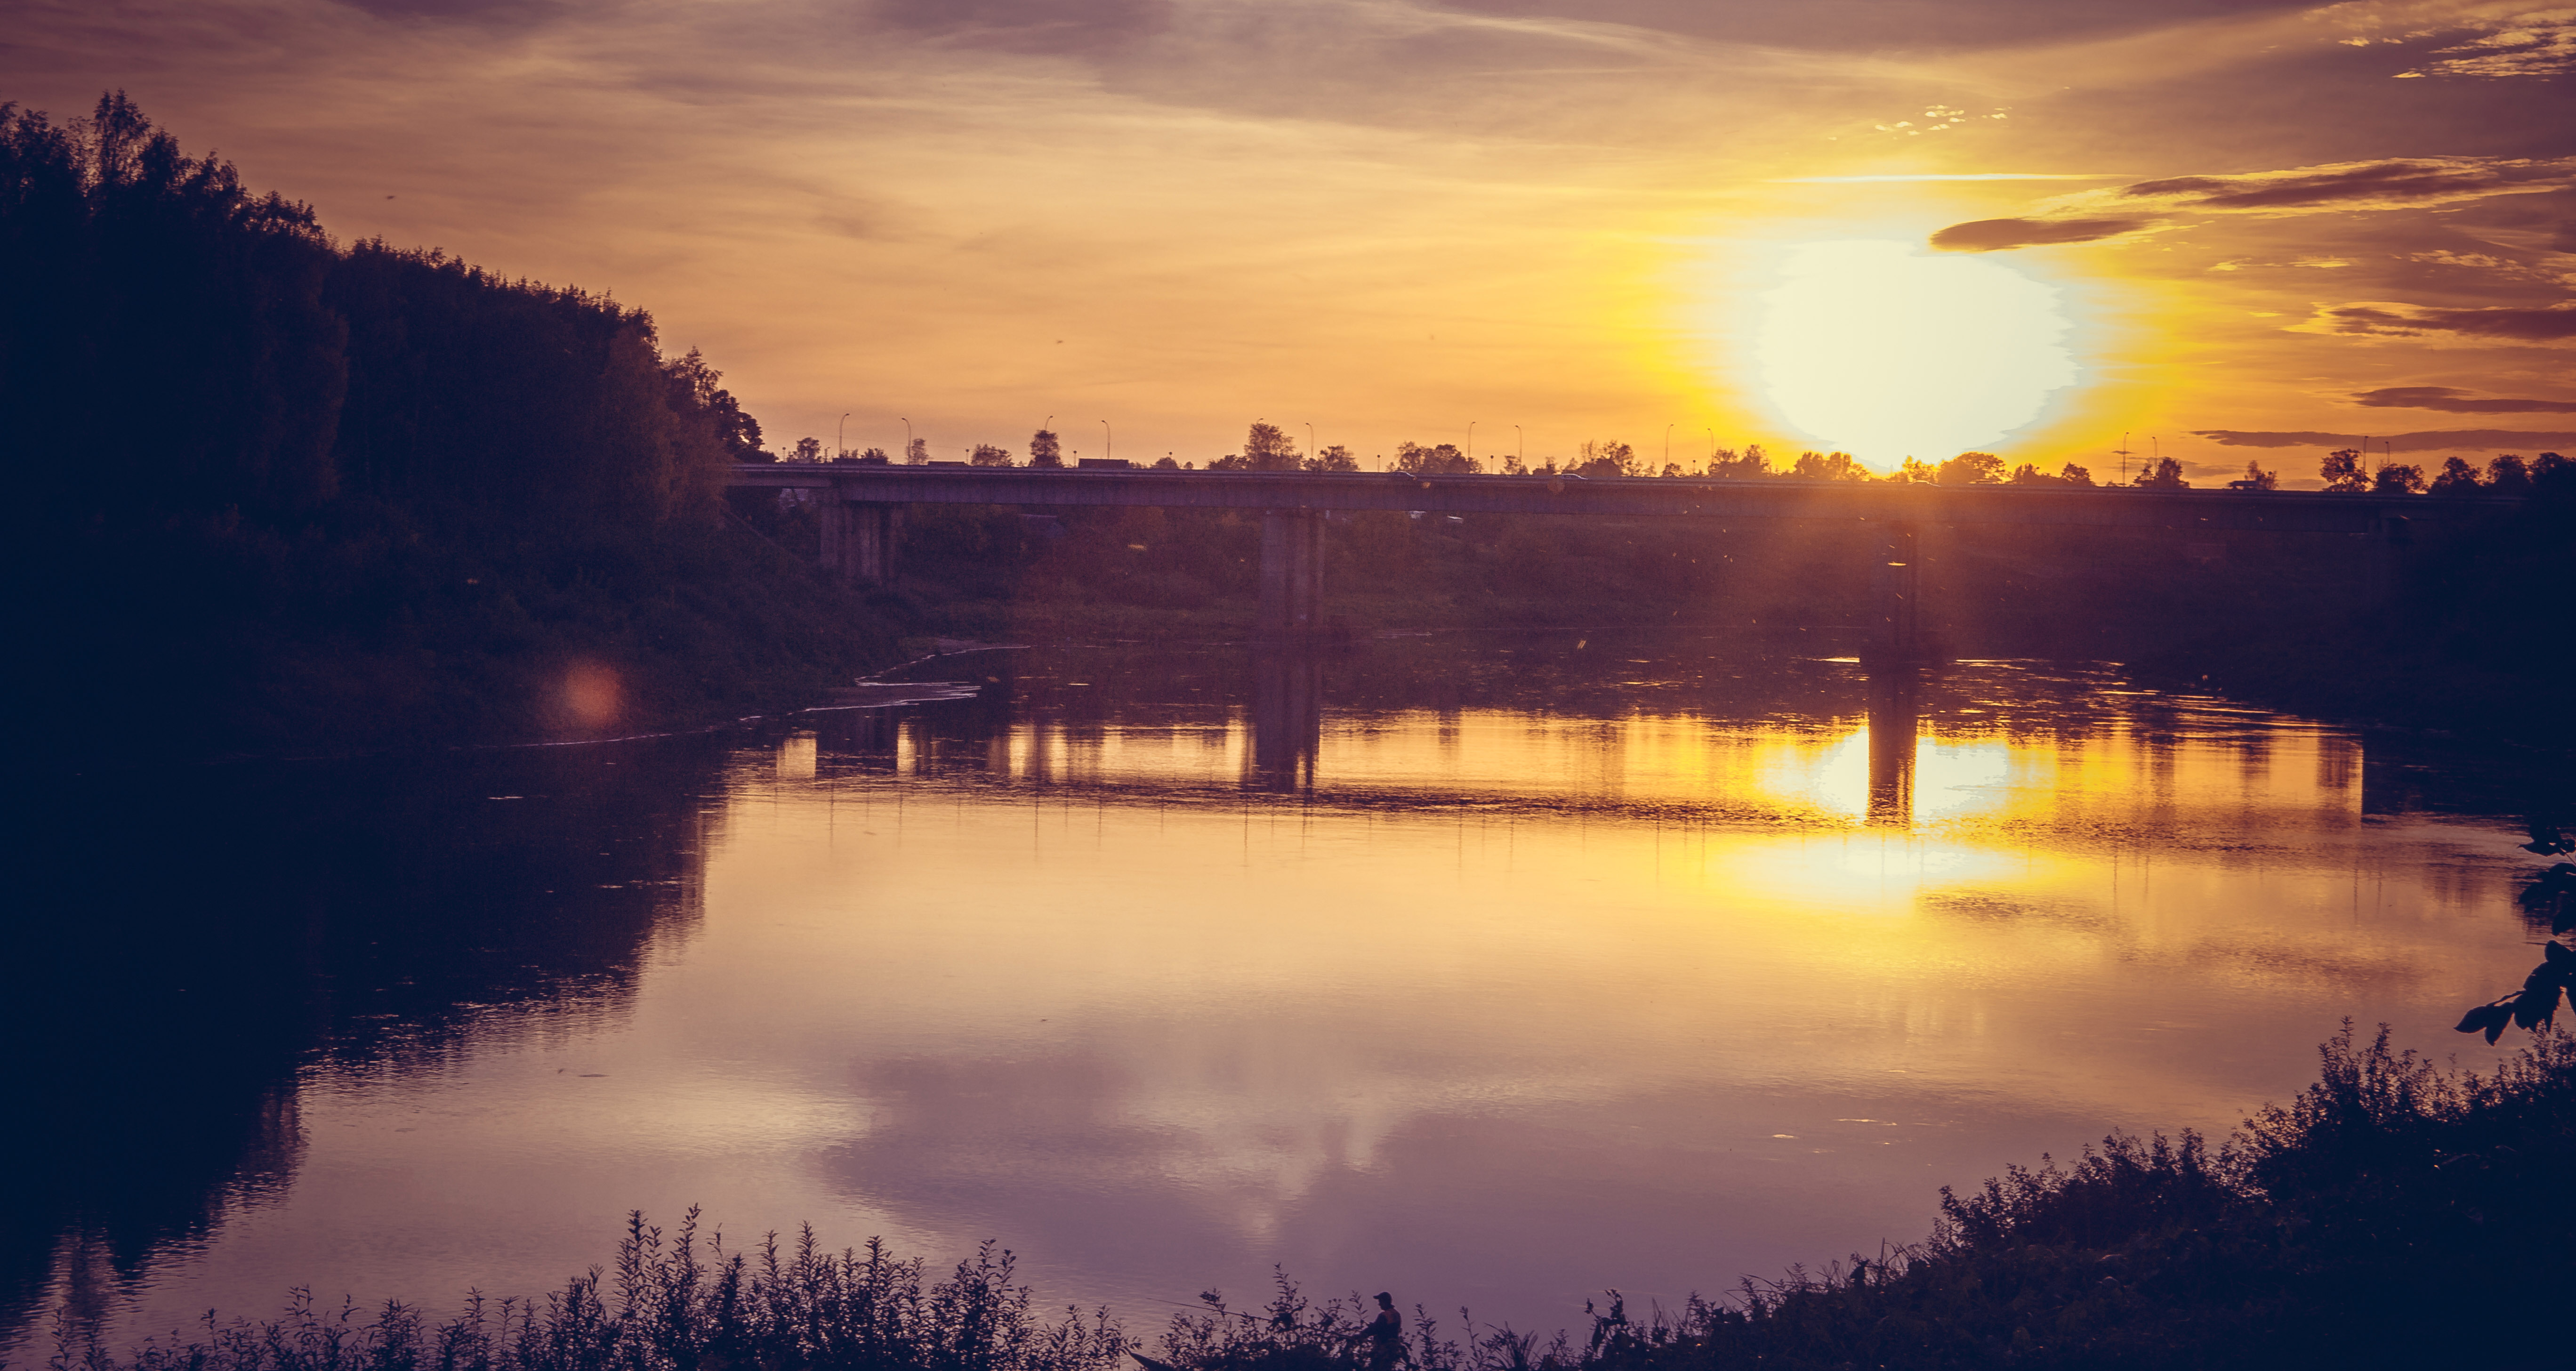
xmin=1665 ymin=423 xmax=1674 ymax=473
xmin=1100 ymin=419 xmax=1111 ymax=464
xmin=1465 ymin=420 xmax=1476 ymax=467
xmin=902 ymin=416 xmax=912 ymax=463
xmin=1305 ymin=422 xmax=1316 ymax=464
xmin=1514 ymin=424 xmax=1522 ymax=471
xmin=837 ymin=411 xmax=850 ymax=459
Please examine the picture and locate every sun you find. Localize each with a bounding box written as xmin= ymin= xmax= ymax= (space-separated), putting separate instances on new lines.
xmin=1752 ymin=240 xmax=2079 ymax=468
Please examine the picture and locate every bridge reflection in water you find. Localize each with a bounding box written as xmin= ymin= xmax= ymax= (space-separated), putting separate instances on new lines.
xmin=800 ymin=649 xmax=1932 ymax=815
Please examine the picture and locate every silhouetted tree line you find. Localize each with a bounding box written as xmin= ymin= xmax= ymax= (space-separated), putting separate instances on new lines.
xmin=3 ymin=94 xmax=890 ymax=759
xmin=2 ymin=93 xmax=760 ymax=531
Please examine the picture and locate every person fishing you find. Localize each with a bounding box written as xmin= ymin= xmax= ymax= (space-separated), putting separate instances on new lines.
xmin=1360 ymin=1292 xmax=1402 ymax=1371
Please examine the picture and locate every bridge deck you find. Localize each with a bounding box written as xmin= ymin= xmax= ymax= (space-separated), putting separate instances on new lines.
xmin=725 ymin=464 xmax=2486 ymax=533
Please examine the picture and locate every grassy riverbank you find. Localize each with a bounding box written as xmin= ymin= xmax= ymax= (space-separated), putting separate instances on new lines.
xmin=31 ymin=1027 xmax=2570 ymax=1371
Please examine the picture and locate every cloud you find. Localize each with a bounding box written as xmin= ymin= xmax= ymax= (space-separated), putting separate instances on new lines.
xmin=869 ymin=0 xmax=1174 ymax=54
xmin=2352 ymin=385 xmax=2576 ymax=412
xmin=2123 ymin=160 xmax=2537 ymax=210
xmin=2314 ymin=302 xmax=2576 ymax=340
xmin=1930 ymin=157 xmax=2576 ymax=254
xmin=2111 ymin=157 xmax=2576 ymax=215
xmin=2192 ymin=427 xmax=2576 ymax=450
xmin=1931 ymin=216 xmax=2151 ymax=251
xmin=2401 ymin=8 xmax=2576 ymax=79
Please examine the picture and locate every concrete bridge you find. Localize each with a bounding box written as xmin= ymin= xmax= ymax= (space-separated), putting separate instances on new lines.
xmin=726 ymin=462 xmax=2486 ymax=659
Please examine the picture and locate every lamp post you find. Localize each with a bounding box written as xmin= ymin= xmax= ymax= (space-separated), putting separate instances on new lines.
xmin=1514 ymin=424 xmax=1522 ymax=471
xmin=1100 ymin=419 xmax=1111 ymax=464
xmin=837 ymin=412 xmax=849 ymax=460
xmin=902 ymin=417 xmax=912 ymax=463
xmin=1465 ymin=420 xmax=1476 ymax=467
xmin=1305 ymin=422 xmax=1316 ymax=465
xmin=1666 ymin=423 xmax=1674 ymax=473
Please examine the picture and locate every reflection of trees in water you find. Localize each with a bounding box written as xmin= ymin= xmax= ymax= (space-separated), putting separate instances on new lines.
xmin=0 ymin=739 xmax=729 ymax=1347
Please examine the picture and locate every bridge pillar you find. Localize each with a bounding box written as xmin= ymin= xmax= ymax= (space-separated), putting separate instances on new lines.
xmin=1866 ymin=666 xmax=1919 ymax=826
xmin=1863 ymin=524 xmax=1924 ymax=665
xmin=1247 ymin=647 xmax=1323 ymax=792
xmin=1257 ymin=509 xmax=1325 ymax=639
xmin=818 ymin=493 xmax=899 ymax=586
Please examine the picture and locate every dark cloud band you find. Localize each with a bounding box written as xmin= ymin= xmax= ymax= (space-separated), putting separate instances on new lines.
xmin=1929 ymin=216 xmax=2147 ymax=251
xmin=2192 ymin=428 xmax=2576 ymax=450
xmin=2352 ymin=387 xmax=2576 ymax=414
xmin=2326 ymin=305 xmax=2576 ymax=341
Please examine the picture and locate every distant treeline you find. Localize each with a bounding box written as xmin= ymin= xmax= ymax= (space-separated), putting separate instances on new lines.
xmin=789 ymin=420 xmax=2569 ymax=498
xmin=3 ymin=93 xmax=889 ymax=760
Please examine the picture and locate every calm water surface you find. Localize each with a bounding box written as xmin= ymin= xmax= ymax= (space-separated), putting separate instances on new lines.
xmin=8 ymin=634 xmax=2553 ymax=1353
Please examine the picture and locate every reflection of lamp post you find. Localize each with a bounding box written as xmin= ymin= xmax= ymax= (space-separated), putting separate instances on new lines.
xmin=837 ymin=412 xmax=850 ymax=459
xmin=1100 ymin=419 xmax=1111 ymax=463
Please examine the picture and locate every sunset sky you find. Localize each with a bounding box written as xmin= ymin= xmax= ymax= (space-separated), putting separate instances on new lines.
xmin=9 ymin=0 xmax=2573 ymax=482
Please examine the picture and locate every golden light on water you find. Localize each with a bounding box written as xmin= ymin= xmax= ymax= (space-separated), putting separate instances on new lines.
xmin=1755 ymin=241 xmax=2080 ymax=468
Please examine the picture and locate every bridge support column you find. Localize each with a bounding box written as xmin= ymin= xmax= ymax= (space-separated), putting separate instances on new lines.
xmin=818 ymin=493 xmax=899 ymax=586
xmin=1863 ymin=524 xmax=1924 ymax=665
xmin=1257 ymin=509 xmax=1325 ymax=639
xmin=1865 ymin=666 xmax=1918 ymax=827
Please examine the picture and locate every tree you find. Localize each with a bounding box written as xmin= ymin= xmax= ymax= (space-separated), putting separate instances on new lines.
xmin=666 ymin=347 xmax=765 ymax=460
xmin=2229 ymin=459 xmax=2278 ymax=491
xmin=969 ymin=444 xmax=1013 ymax=466
xmin=1570 ymin=439 xmax=1634 ymax=478
xmin=1937 ymin=452 xmax=2005 ymax=485
xmin=2061 ymin=462 xmax=2096 ymax=487
xmin=1028 ymin=428 xmax=1063 ymax=468
xmin=1706 ymin=445 xmax=1768 ymax=479
xmin=2321 ymin=448 xmax=2368 ymax=492
xmin=856 ymin=447 xmax=889 ymax=463
xmin=1242 ymin=421 xmax=1302 ymax=471
xmin=1306 ymin=444 xmax=1358 ymax=472
xmin=2133 ymin=456 xmax=2188 ymax=489
xmin=791 ymin=437 xmax=825 ymax=462
xmin=2488 ymin=454 xmax=2534 ymax=497
xmin=2428 ymin=455 xmax=2483 ymax=496
xmin=905 ymin=437 xmax=929 ymax=464
xmin=1893 ymin=457 xmax=1939 ymax=484
xmin=1790 ymin=450 xmax=1868 ymax=482
xmin=1394 ymin=441 xmax=1479 ymax=475
xmin=2371 ymin=462 xmax=2426 ymax=494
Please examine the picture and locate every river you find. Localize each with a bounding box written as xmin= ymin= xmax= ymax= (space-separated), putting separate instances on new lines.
xmin=5 ymin=632 xmax=2553 ymax=1355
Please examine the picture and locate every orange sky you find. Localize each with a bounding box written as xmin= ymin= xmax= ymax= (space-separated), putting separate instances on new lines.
xmin=8 ymin=0 xmax=2572 ymax=483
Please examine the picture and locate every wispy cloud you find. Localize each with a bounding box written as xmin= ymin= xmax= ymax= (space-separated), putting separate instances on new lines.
xmin=2193 ymin=427 xmax=2576 ymax=449
xmin=1932 ymin=217 xmax=2153 ymax=251
xmin=2305 ymin=302 xmax=2576 ymax=341
xmin=2352 ymin=385 xmax=2576 ymax=411
xmin=1775 ymin=173 xmax=2127 ymax=183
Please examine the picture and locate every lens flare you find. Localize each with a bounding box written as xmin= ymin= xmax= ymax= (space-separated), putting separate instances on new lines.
xmin=560 ymin=659 xmax=625 ymax=733
xmin=1754 ymin=240 xmax=2077 ymax=468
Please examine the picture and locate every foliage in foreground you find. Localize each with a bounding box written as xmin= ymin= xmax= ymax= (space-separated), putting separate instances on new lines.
xmin=33 ymin=1027 xmax=2573 ymax=1371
